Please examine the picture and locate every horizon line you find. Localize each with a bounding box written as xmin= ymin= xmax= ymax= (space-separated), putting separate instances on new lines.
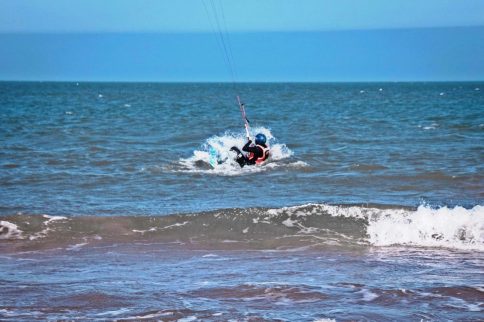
xmin=1 ymin=25 xmax=483 ymax=35
xmin=1 ymin=79 xmax=483 ymax=84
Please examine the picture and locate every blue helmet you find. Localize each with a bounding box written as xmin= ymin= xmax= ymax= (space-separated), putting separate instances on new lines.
xmin=255 ymin=133 xmax=267 ymax=145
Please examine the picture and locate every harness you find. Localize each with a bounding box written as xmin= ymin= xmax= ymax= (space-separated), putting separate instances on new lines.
xmin=248 ymin=145 xmax=270 ymax=165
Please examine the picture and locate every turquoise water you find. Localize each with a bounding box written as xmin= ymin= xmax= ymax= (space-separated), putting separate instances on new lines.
xmin=1 ymin=82 xmax=483 ymax=320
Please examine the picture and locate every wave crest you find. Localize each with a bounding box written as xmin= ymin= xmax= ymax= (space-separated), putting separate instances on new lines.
xmin=1 ymin=204 xmax=482 ymax=252
xmin=366 ymin=205 xmax=484 ymax=250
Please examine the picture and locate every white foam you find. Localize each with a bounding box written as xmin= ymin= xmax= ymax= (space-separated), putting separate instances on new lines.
xmin=133 ymin=228 xmax=157 ymax=234
xmin=29 ymin=215 xmax=69 ymax=240
xmin=282 ymin=218 xmax=297 ymax=227
xmin=66 ymin=242 xmax=88 ymax=251
xmin=358 ymin=289 xmax=379 ymax=301
xmin=95 ymin=308 xmax=132 ymax=317
xmin=475 ymin=286 xmax=484 ymax=293
xmin=0 ymin=221 xmax=24 ymax=239
xmin=267 ymin=203 xmax=383 ymax=220
xmin=202 ymin=253 xmax=219 ymax=258
xmin=162 ymin=221 xmax=189 ymax=230
xmin=177 ymin=127 xmax=293 ymax=176
xmin=422 ymin=122 xmax=438 ymax=130
xmin=331 ymin=145 xmax=347 ymax=151
xmin=43 ymin=215 xmax=67 ymax=223
xmin=266 ymin=203 xmax=484 ymax=251
xmin=367 ymin=205 xmax=484 ymax=250
xmin=178 ymin=317 xmax=197 ymax=322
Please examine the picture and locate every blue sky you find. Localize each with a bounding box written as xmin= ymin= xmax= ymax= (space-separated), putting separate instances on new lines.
xmin=1 ymin=0 xmax=483 ymax=81
xmin=2 ymin=0 xmax=484 ymax=33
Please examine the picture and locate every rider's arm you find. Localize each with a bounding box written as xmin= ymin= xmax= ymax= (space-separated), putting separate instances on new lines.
xmin=242 ymin=140 xmax=258 ymax=154
xmin=242 ymin=141 xmax=264 ymax=161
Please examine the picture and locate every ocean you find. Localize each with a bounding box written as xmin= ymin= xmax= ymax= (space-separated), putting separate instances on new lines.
xmin=0 ymin=81 xmax=483 ymax=320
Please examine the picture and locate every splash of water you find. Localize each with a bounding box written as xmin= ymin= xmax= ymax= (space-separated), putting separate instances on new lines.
xmin=270 ymin=203 xmax=484 ymax=250
xmin=178 ymin=127 xmax=298 ymax=175
xmin=366 ymin=205 xmax=484 ymax=250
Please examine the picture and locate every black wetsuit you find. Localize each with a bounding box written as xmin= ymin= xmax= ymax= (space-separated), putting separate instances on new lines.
xmin=230 ymin=140 xmax=268 ymax=168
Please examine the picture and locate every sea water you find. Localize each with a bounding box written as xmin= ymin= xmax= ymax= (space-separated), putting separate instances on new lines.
xmin=0 ymin=82 xmax=483 ymax=320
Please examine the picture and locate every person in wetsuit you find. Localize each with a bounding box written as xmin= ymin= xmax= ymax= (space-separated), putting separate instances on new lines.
xmin=230 ymin=133 xmax=270 ymax=168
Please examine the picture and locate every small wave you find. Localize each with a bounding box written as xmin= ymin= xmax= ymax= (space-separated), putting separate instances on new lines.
xmin=190 ymin=283 xmax=328 ymax=303
xmin=367 ymin=205 xmax=484 ymax=250
xmin=271 ymin=203 xmax=484 ymax=250
xmin=121 ymin=309 xmax=215 ymax=321
xmin=29 ymin=215 xmax=68 ymax=240
xmin=1 ymin=204 xmax=482 ymax=252
xmin=336 ymin=283 xmax=484 ymax=311
xmin=0 ymin=221 xmax=24 ymax=240
xmin=175 ymin=127 xmax=294 ymax=176
xmin=350 ymin=163 xmax=388 ymax=171
xmin=419 ymin=123 xmax=439 ymax=130
xmin=66 ymin=242 xmax=89 ymax=251
xmin=44 ymin=215 xmax=68 ymax=222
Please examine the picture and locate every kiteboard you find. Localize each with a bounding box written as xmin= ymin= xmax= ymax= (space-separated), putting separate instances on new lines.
xmin=208 ymin=146 xmax=218 ymax=168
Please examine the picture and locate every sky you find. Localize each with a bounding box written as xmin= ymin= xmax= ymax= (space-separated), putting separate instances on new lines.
xmin=0 ymin=0 xmax=483 ymax=81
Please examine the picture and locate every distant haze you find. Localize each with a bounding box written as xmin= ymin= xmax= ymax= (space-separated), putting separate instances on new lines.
xmin=0 ymin=0 xmax=483 ymax=82
xmin=1 ymin=27 xmax=483 ymax=82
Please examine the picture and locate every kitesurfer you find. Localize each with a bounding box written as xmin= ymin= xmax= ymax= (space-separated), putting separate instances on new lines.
xmin=230 ymin=133 xmax=270 ymax=168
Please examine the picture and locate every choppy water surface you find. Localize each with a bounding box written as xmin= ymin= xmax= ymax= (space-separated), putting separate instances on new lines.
xmin=1 ymin=82 xmax=483 ymax=320
xmin=1 ymin=82 xmax=482 ymax=215
xmin=1 ymin=245 xmax=482 ymax=321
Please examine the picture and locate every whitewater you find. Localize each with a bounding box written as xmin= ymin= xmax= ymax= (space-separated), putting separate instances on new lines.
xmin=1 ymin=81 xmax=483 ymax=320
xmin=175 ymin=126 xmax=299 ymax=175
xmin=1 ymin=203 xmax=483 ymax=252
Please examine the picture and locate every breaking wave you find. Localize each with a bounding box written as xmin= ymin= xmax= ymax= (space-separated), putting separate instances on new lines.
xmin=1 ymin=204 xmax=482 ymax=252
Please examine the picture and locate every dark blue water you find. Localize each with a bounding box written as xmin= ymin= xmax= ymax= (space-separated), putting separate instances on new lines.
xmin=1 ymin=82 xmax=482 ymax=216
xmin=1 ymin=246 xmax=482 ymax=321
xmin=1 ymin=82 xmax=483 ymax=321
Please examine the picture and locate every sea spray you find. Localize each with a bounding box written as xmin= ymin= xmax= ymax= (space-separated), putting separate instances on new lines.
xmin=177 ymin=127 xmax=295 ymax=175
xmin=366 ymin=205 xmax=484 ymax=250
